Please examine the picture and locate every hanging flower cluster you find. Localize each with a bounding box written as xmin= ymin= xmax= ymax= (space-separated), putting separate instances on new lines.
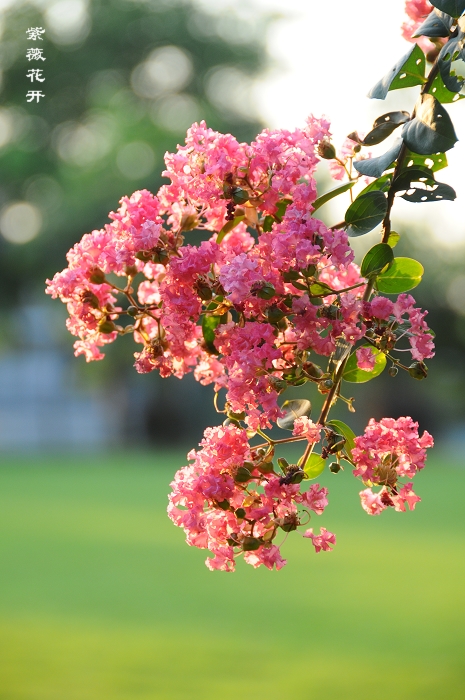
xmin=47 ymin=0 xmax=462 ymax=570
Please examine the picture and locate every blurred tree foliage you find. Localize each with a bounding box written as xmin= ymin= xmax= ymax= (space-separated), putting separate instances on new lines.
xmin=0 ymin=0 xmax=268 ymax=302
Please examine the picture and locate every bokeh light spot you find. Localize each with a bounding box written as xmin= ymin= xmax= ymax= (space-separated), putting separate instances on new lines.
xmin=116 ymin=141 xmax=155 ymax=180
xmin=0 ymin=202 xmax=42 ymax=244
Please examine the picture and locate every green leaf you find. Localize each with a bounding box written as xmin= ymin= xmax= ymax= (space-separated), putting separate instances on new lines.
xmin=392 ymin=166 xmax=436 ymax=191
xmin=326 ymin=420 xmax=357 ymax=459
xmin=387 ymin=231 xmax=401 ymax=248
xmin=202 ymin=315 xmax=221 ymax=352
xmin=361 ymin=243 xmax=394 ymax=278
xmin=358 ymin=174 xmax=392 ymax=195
xmin=368 ymin=44 xmax=426 ymax=100
xmin=429 ymin=72 xmax=465 ymax=103
xmin=402 ymin=94 xmax=458 ymax=155
xmin=275 ymin=198 xmax=292 ymax=221
xmin=376 ymin=257 xmax=424 ymax=293
xmin=309 ymin=282 xmax=335 ymax=296
xmin=277 ymin=399 xmax=312 ymax=431
xmin=354 ymin=140 xmax=403 ymax=179
xmin=345 ymin=191 xmax=388 ymax=237
xmin=312 ymin=181 xmax=356 ymax=212
xmin=404 ymin=150 xmax=448 ymax=172
xmin=343 ymin=346 xmax=387 ymax=384
xmin=361 ymin=111 xmax=410 ymax=146
xmin=414 ymin=8 xmax=453 ymax=37
xmin=217 ymin=215 xmax=245 ymax=244
xmin=262 ymin=215 xmax=274 ymax=232
xmin=302 ymin=453 xmax=326 ymax=480
xmin=429 ymin=0 xmax=465 ymax=18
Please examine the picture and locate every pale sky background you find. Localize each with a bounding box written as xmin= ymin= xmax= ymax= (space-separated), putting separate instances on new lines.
xmin=195 ymin=0 xmax=465 ymax=255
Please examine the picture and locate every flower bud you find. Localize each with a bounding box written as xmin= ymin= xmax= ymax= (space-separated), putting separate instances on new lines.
xmin=303 ymin=362 xmax=324 ymax=379
xmin=216 ymin=499 xmax=230 ymax=510
xmin=135 ymin=251 xmax=152 ymax=262
xmin=317 ymin=138 xmax=336 ymax=160
xmin=329 ymin=462 xmax=341 ymax=474
xmin=125 ymin=264 xmax=138 ymax=277
xmin=408 ymin=361 xmax=428 ymax=380
xmin=98 ymin=319 xmax=116 ymax=334
xmin=180 ymin=212 xmax=199 ymax=232
xmin=277 ymin=457 xmax=289 ymax=471
xmin=127 ymin=305 xmax=139 ymax=317
xmin=251 ymin=281 xmax=276 ymax=300
xmin=88 ymin=267 xmax=106 ymax=284
xmin=282 ymin=270 xmax=301 ymax=282
xmin=242 ymin=536 xmax=262 ymax=551
xmin=152 ymin=248 xmax=170 ymax=265
xmin=234 ymin=466 xmax=252 ymax=483
xmin=267 ymin=306 xmax=286 ymax=324
xmin=388 ymin=365 xmax=398 ymax=377
xmin=268 ymin=376 xmax=288 ymax=393
xmin=231 ymin=187 xmax=249 ymax=205
xmin=323 ymin=379 xmax=334 ymax=389
xmin=235 ymin=508 xmax=246 ymax=519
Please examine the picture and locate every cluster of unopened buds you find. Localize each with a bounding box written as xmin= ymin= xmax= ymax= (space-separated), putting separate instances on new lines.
xmin=47 ymin=0 xmax=455 ymax=570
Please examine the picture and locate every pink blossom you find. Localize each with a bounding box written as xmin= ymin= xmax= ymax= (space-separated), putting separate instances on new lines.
xmin=393 ymin=482 xmax=421 ymax=512
xmin=402 ymin=1 xmax=435 ymax=53
xmin=356 ymin=347 xmax=376 ymax=371
xmin=352 ymin=416 xmax=434 ymax=482
xmin=300 ymin=484 xmax=329 ymax=515
xmin=370 ymin=296 xmax=394 ymax=320
xmin=293 ymin=417 xmax=322 ymax=444
xmin=304 ymin=527 xmax=336 ymax=553
xmin=360 ymin=487 xmax=388 ymax=516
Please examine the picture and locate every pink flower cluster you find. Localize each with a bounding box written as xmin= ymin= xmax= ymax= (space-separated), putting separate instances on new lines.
xmin=168 ymin=424 xmax=333 ymax=571
xmin=352 ymin=416 xmax=434 ymax=516
xmin=47 ymin=75 xmax=437 ymax=570
xmin=402 ymin=1 xmax=436 ymax=53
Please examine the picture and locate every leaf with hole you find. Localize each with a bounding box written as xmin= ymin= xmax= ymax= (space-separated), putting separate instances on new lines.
xmin=402 ymin=94 xmax=458 ymax=154
xmin=400 ymin=181 xmax=456 ymax=202
xmin=343 ymin=346 xmax=387 ymax=383
xmin=429 ymin=0 xmax=465 ymax=18
xmin=361 ymin=111 xmax=410 ymax=146
xmin=376 ymin=258 xmax=424 ymax=293
xmin=429 ymin=72 xmax=465 ymax=103
xmin=326 ymin=420 xmax=357 ymax=459
xmin=354 ymin=140 xmax=403 ymax=179
xmin=404 ymin=150 xmax=448 ymax=172
xmin=312 ymin=181 xmax=356 ymax=212
xmin=414 ymin=8 xmax=453 ymax=37
xmin=368 ymin=44 xmax=426 ymax=100
xmin=301 ymin=453 xmax=326 ymax=480
xmin=392 ymin=166 xmax=436 ymax=192
xmin=438 ymin=37 xmax=465 ymax=93
xmin=361 ymin=243 xmax=394 ymax=279
xmin=277 ymin=399 xmax=312 ymax=431
xmin=345 ymin=191 xmax=388 ymax=237
xmin=202 ymin=314 xmax=221 ymax=353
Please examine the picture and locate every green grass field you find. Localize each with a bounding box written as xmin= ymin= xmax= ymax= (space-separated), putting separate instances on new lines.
xmin=0 ymin=450 xmax=463 ymax=700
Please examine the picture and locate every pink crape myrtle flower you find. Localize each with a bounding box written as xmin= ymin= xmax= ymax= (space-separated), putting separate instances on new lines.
xmin=360 ymin=487 xmax=388 ymax=516
xmin=304 ymin=527 xmax=337 ymax=553
xmin=402 ymin=1 xmax=435 ymax=53
xmin=292 ymin=416 xmax=322 ymax=444
xmin=352 ymin=416 xmax=434 ymax=483
xmin=356 ymin=347 xmax=376 ymax=371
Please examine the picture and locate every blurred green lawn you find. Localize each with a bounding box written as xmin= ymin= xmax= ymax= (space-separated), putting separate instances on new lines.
xmin=0 ymin=450 xmax=463 ymax=700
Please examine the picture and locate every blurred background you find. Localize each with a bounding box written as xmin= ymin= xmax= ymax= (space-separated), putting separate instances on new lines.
xmin=0 ymin=1 xmax=464 ymax=698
